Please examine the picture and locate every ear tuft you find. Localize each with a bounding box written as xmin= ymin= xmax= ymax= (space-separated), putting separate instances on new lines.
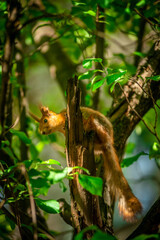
xmin=40 ymin=106 xmax=50 ymax=116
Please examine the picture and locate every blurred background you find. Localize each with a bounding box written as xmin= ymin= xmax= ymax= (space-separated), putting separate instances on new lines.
xmin=0 ymin=0 xmax=160 ymax=239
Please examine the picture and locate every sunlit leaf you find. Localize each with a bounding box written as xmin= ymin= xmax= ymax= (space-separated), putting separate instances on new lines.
xmin=92 ymin=78 xmax=105 ymax=91
xmin=78 ymin=70 xmax=95 ymax=80
xmin=72 ymin=166 xmax=90 ymax=175
xmin=83 ymin=58 xmax=102 ymax=69
xmin=121 ymin=152 xmax=148 ymax=168
xmin=146 ymin=75 xmax=160 ymax=81
xmin=79 ymin=70 xmax=103 ymax=80
xmin=91 ymin=75 xmax=103 ymax=84
xmin=46 ymin=167 xmax=72 ymax=183
xmin=133 ymin=51 xmax=146 ymax=58
xmin=84 ymin=10 xmax=96 ymax=17
xmin=36 ymin=198 xmax=60 ymax=214
xmin=78 ymin=174 xmax=103 ymax=196
xmin=107 ymin=70 xmax=127 ymax=85
xmin=40 ymin=159 xmax=61 ymax=166
xmin=149 ymin=142 xmax=160 ymax=160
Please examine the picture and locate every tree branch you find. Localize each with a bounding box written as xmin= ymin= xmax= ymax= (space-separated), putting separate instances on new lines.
xmin=109 ymin=41 xmax=160 ymax=159
xmin=66 ymin=76 xmax=103 ymax=238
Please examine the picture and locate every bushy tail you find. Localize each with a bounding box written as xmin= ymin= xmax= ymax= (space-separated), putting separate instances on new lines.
xmin=102 ymin=146 xmax=142 ymax=222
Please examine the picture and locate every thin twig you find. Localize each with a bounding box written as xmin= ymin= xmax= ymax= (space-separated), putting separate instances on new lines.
xmin=130 ymin=79 xmax=160 ymax=110
xmin=134 ymin=8 xmax=156 ymax=27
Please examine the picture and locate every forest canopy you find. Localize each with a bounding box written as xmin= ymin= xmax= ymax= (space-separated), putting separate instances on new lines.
xmin=0 ymin=0 xmax=160 ymax=240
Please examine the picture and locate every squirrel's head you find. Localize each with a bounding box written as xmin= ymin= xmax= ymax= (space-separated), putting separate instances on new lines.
xmin=39 ymin=106 xmax=57 ymax=135
xmin=30 ymin=106 xmax=66 ymax=135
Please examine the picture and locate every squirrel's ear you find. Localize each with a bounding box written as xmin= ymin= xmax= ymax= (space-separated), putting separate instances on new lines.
xmin=40 ymin=106 xmax=50 ymax=116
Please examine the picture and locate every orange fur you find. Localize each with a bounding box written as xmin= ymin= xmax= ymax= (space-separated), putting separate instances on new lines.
xmin=33 ymin=106 xmax=142 ymax=221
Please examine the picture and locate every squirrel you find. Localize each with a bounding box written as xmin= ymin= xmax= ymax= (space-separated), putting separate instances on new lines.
xmin=30 ymin=106 xmax=142 ymax=222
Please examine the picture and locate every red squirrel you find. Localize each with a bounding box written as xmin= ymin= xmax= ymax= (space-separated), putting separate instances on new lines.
xmin=30 ymin=106 xmax=142 ymax=222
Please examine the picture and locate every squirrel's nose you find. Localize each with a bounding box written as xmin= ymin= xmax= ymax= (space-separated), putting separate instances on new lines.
xmin=42 ymin=131 xmax=45 ymax=135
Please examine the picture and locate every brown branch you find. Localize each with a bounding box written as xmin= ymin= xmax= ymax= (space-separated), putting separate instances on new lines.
xmin=109 ymin=41 xmax=160 ymax=158
xmin=117 ymin=83 xmax=156 ymax=138
xmin=134 ymin=8 xmax=156 ymax=27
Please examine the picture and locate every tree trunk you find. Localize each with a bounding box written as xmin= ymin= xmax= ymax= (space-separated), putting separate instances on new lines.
xmin=66 ymin=76 xmax=103 ymax=238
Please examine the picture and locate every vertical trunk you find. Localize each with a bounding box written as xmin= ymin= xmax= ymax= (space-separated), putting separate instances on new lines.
xmin=66 ymin=76 xmax=102 ymax=238
xmin=15 ymin=36 xmax=28 ymax=161
xmin=0 ymin=0 xmax=20 ymax=132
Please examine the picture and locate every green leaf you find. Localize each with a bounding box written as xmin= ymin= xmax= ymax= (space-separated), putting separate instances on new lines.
xmin=74 ymin=225 xmax=117 ymax=240
xmin=133 ymin=51 xmax=146 ymax=58
xmin=74 ymin=226 xmax=99 ymax=240
xmin=92 ymin=78 xmax=105 ymax=91
xmin=10 ymin=129 xmax=31 ymax=144
xmin=91 ymin=75 xmax=103 ymax=84
xmin=40 ymin=159 xmax=61 ymax=166
xmin=132 ymin=234 xmax=159 ymax=240
xmin=78 ymin=70 xmax=103 ymax=80
xmin=146 ymin=75 xmax=160 ymax=81
xmin=84 ymin=10 xmax=96 ymax=17
xmin=29 ymin=169 xmax=41 ymax=177
xmin=121 ymin=152 xmax=148 ymax=168
xmin=30 ymin=177 xmax=50 ymax=189
xmin=136 ymin=0 xmax=146 ymax=7
xmin=149 ymin=142 xmax=160 ymax=160
xmin=3 ymin=147 xmax=17 ymax=163
xmin=92 ymin=231 xmax=117 ymax=240
xmin=36 ymin=198 xmax=60 ymax=214
xmin=59 ymin=181 xmax=67 ymax=192
xmin=107 ymin=70 xmax=127 ymax=85
xmin=72 ymin=166 xmax=90 ymax=175
xmin=83 ymin=58 xmax=102 ymax=69
xmin=23 ymin=160 xmax=33 ymax=169
xmin=73 ymin=2 xmax=86 ymax=6
xmin=46 ymin=167 xmax=72 ymax=183
xmin=78 ymin=174 xmax=103 ymax=196
xmin=0 ymin=140 xmax=10 ymax=149
xmin=125 ymin=142 xmax=135 ymax=154
xmin=5 ymin=216 xmax=16 ymax=231
xmin=13 ymin=184 xmax=26 ymax=192
xmin=79 ymin=70 xmax=95 ymax=80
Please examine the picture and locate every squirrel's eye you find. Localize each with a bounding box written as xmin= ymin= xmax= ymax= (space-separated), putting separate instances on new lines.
xmin=44 ymin=119 xmax=48 ymax=123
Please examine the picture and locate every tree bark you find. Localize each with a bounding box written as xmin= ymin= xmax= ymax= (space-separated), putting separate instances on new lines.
xmin=66 ymin=76 xmax=103 ymax=238
xmin=0 ymin=0 xmax=20 ymax=132
xmin=109 ymin=41 xmax=160 ymax=159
